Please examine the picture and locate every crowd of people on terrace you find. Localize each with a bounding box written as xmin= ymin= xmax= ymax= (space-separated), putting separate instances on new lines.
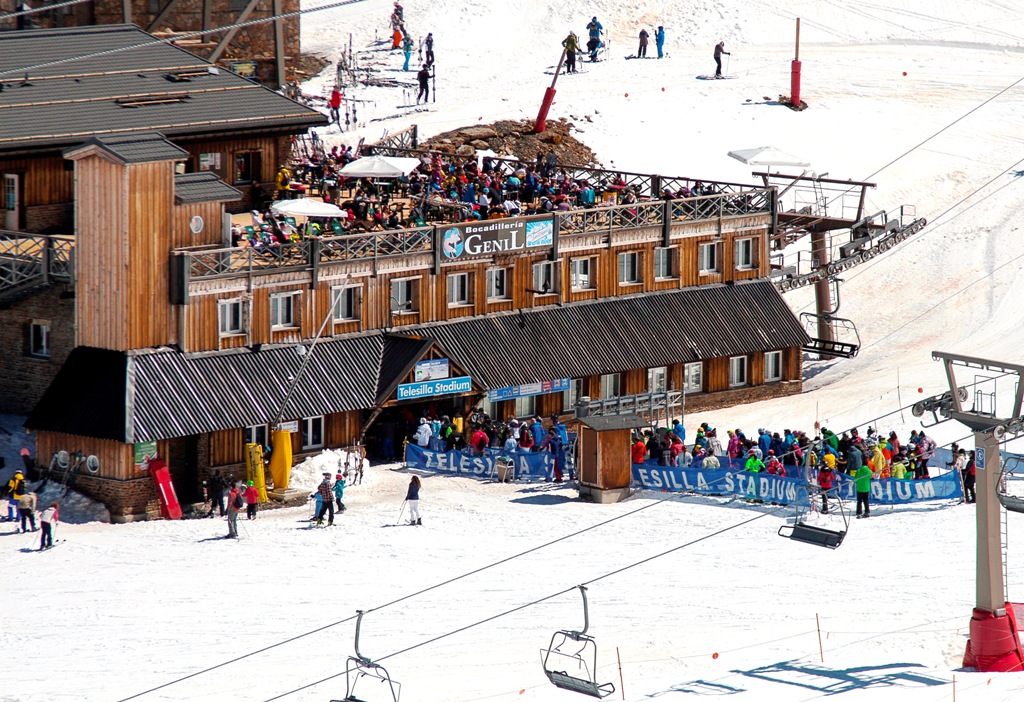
xmin=253 ymin=145 xmax=729 ymax=251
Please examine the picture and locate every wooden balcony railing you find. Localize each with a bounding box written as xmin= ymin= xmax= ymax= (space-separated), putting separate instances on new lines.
xmin=0 ymin=230 xmax=75 ymax=300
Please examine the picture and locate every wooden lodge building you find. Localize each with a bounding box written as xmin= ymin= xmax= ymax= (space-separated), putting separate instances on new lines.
xmin=1 ymin=27 xmax=809 ymax=521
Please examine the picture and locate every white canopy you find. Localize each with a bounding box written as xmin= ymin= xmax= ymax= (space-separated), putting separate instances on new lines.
xmin=727 ymin=146 xmax=811 ymax=168
xmin=338 ymin=154 xmax=422 ymax=178
xmin=270 ymin=198 xmax=345 ymax=218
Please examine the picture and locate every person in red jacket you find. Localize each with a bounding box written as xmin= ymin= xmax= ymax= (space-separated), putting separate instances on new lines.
xmin=243 ymin=480 xmax=259 ymax=520
xmin=817 ymin=464 xmax=835 ymax=514
xmin=328 ymin=86 xmax=342 ymax=124
xmin=631 ymin=436 xmax=647 ymax=465
xmin=470 ymin=426 xmax=489 ymax=456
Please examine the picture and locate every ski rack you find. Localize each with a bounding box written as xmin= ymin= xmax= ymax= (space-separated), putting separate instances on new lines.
xmin=774 ymin=217 xmax=927 ymax=294
xmin=333 ymin=610 xmax=401 ymax=702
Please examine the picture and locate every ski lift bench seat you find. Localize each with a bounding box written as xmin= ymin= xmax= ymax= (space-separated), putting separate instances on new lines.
xmin=575 ymin=414 xmax=645 ymax=504
xmin=778 ymin=522 xmax=846 ymax=549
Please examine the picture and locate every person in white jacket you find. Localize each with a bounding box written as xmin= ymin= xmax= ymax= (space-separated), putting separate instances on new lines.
xmin=39 ymin=501 xmax=59 ymax=550
xmin=414 ymin=418 xmax=433 ymax=448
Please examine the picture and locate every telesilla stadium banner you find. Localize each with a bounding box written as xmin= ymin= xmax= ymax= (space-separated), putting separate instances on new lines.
xmin=405 ymin=444 xmax=568 ymax=482
xmin=631 ymin=463 xmax=963 ymax=505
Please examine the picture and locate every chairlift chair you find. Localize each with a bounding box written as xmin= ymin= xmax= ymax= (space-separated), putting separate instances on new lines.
xmin=997 ymin=457 xmax=1024 ymax=515
xmin=778 ymin=485 xmax=849 ymax=549
xmin=540 ymin=585 xmax=616 ymax=699
xmin=332 ymin=611 xmax=401 ymax=702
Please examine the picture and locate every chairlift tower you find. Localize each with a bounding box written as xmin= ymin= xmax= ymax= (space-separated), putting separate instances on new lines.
xmin=933 ymin=351 xmax=1024 ymax=672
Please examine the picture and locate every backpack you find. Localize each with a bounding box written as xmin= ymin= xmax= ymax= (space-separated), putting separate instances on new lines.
xmin=233 ymin=492 xmax=244 ymax=509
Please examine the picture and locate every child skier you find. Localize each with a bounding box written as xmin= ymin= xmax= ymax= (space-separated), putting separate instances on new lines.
xmin=333 ymin=473 xmax=347 ymax=513
xmin=243 ymin=480 xmax=259 ymax=520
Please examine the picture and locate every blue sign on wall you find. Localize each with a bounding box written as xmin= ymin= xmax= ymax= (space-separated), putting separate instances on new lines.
xmin=488 ymin=378 xmax=570 ymax=402
xmin=397 ymin=376 xmax=472 ymax=401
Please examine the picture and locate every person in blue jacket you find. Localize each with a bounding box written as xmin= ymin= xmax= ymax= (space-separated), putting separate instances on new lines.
xmin=406 ymin=475 xmax=422 ymax=525
xmin=586 ymin=17 xmax=603 ymax=62
xmin=655 ymin=26 xmax=665 ymax=58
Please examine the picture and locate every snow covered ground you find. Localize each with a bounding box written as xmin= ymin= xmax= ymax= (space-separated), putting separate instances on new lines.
xmin=4 ymin=1 xmax=1024 ymax=700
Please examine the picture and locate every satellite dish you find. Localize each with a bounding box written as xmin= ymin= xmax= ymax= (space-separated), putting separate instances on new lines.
xmin=86 ymin=455 xmax=100 ymax=474
xmin=911 ymin=402 xmax=926 ymax=418
xmin=56 ymin=450 xmax=70 ymax=469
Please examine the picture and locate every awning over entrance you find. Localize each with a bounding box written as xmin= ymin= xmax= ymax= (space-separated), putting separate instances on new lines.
xmin=26 ymin=281 xmax=806 ymax=443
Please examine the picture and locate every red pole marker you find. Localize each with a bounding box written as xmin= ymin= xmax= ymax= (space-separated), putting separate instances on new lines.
xmin=712 ymin=652 xmax=719 ymax=659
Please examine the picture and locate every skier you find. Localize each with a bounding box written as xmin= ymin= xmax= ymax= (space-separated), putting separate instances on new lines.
xmin=406 ymin=475 xmax=422 ymax=525
xmin=547 ymin=427 xmax=564 ymax=482
xmin=655 ymin=26 xmax=665 ymax=58
xmin=207 ymin=470 xmax=228 ymax=517
xmin=713 ymin=40 xmax=731 ymax=78
xmin=402 ymin=35 xmax=414 ymax=71
xmin=963 ymin=450 xmax=977 ymax=503
xmin=416 ymin=64 xmax=431 ymax=104
xmin=586 ymin=16 xmax=603 ymax=62
xmin=637 ymin=28 xmax=649 ymax=58
xmin=316 ymin=472 xmax=334 ymax=526
xmin=817 ymin=461 xmax=835 ymax=513
xmin=854 ymin=459 xmax=872 ymax=518
xmin=18 ymin=489 xmax=37 ymax=533
xmin=561 ymin=31 xmax=578 ymax=73
xmin=226 ymin=483 xmax=243 ymax=538
xmin=243 ymin=480 xmax=259 ymax=520
xmin=424 ymin=32 xmax=434 ymax=67
xmin=328 ymin=86 xmax=342 ymax=124
xmin=5 ymin=470 xmax=26 ymax=521
xmin=39 ymin=501 xmax=58 ymax=550
xmin=333 ymin=473 xmax=347 ymax=513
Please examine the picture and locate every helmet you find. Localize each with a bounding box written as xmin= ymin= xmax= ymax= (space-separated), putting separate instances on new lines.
xmin=247 ymin=480 xmax=254 ymax=486
xmin=768 ymin=450 xmax=774 ymax=455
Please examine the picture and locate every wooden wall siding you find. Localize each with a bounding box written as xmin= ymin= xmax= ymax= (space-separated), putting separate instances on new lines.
xmin=536 ymin=391 xmax=563 ymax=418
xmin=0 ymin=155 xmax=73 ymax=208
xmin=75 ymin=156 xmax=129 ymax=349
xmin=373 ymin=271 xmax=425 ymax=331
xmin=326 ymin=411 xmax=361 ymax=447
xmin=750 ymin=350 xmax=766 ymax=386
xmin=437 ymin=263 xmax=480 ymax=321
xmin=127 ymin=162 xmax=175 ymax=349
xmin=581 ymin=375 xmax=601 ymax=399
xmin=784 ymin=346 xmax=802 ymax=381
xmin=622 ymin=368 xmax=646 ymax=395
xmin=669 ymin=363 xmax=684 ymax=392
xmin=35 ymin=430 xmax=134 ymax=480
xmin=210 ymin=428 xmax=245 ymax=467
xmin=180 ymin=135 xmax=280 ymax=188
xmin=705 ymin=356 xmax=730 ymax=394
xmin=173 ymin=201 xmax=225 ymax=250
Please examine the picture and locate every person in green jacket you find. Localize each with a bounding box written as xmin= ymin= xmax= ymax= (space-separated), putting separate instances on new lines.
xmin=855 ymin=462 xmax=872 ymax=518
xmin=744 ymin=450 xmax=764 ymax=473
xmin=562 ymin=32 xmax=579 ymax=74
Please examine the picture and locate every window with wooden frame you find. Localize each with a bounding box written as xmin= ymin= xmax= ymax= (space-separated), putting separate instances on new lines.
xmin=301 ymin=416 xmax=324 ymax=450
xmin=245 ymin=424 xmax=268 ymax=448
xmin=654 ymin=247 xmax=676 ymax=280
xmin=765 ymin=350 xmax=783 ymax=383
xmin=648 ymin=366 xmax=668 ymax=393
xmin=391 ymin=277 xmax=419 ymax=313
xmin=486 ymin=267 xmax=509 ymax=300
xmin=532 ymin=261 xmax=557 ymax=294
xmin=683 ymin=362 xmax=703 ymax=393
xmin=234 ymin=151 xmax=262 ymax=185
xmin=735 ymin=237 xmax=756 ymax=270
xmin=270 ymin=292 xmax=300 ymax=329
xmin=618 ymin=251 xmax=641 ymax=285
xmin=600 ymin=372 xmax=621 ymax=398
xmin=699 ymin=242 xmax=720 ymax=273
xmin=729 ymin=355 xmax=748 ymax=387
xmin=28 ymin=320 xmax=49 ymax=358
xmin=570 ymin=257 xmax=594 ymax=290
xmin=331 ymin=285 xmax=360 ymax=322
xmin=447 ymin=271 xmax=473 ymax=307
xmin=218 ymin=299 xmax=246 ymax=336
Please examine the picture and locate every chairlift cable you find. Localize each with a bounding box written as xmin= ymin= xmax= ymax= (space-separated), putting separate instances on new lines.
xmin=0 ymin=0 xmax=93 ymax=20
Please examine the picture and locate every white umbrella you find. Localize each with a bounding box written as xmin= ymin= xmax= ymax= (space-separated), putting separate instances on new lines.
xmin=338 ymin=154 xmax=422 ymax=179
xmin=270 ymin=199 xmax=345 ymax=217
xmin=727 ymin=146 xmax=811 ymax=168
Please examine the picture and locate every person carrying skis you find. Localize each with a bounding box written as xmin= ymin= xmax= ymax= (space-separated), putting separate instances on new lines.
xmin=39 ymin=501 xmax=58 ymax=550
xmin=637 ymin=28 xmax=649 ymax=58
xmin=18 ymin=489 xmax=37 ymax=533
xmin=714 ymin=40 xmax=731 ymax=78
xmin=226 ymin=483 xmax=243 ymax=537
xmin=316 ymin=472 xmax=334 ymax=526
xmin=655 ymin=26 xmax=665 ymax=58
xmin=406 ymin=475 xmax=422 ymax=525
xmin=243 ymin=480 xmax=259 ymax=520
xmin=416 ymin=64 xmax=431 ymax=104
xmin=562 ymin=31 xmax=578 ymax=73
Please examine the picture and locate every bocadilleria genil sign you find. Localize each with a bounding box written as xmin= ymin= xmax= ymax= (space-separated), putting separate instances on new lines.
xmin=440 ymin=215 xmax=554 ymax=260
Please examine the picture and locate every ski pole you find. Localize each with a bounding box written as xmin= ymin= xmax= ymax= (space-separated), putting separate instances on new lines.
xmin=726 ymin=54 xmax=731 ymax=77
xmin=396 ymin=499 xmax=407 ymax=525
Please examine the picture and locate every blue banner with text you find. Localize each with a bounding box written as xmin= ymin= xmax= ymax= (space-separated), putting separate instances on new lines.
xmin=405 ymin=444 xmax=568 ymax=482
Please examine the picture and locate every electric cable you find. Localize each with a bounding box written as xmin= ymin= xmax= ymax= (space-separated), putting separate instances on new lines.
xmin=0 ymin=0 xmax=93 ymax=20
xmin=260 ymin=508 xmax=782 ymax=702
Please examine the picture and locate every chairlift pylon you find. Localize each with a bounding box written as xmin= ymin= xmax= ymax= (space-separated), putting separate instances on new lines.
xmin=778 ymin=485 xmax=849 ymax=549
xmin=540 ymin=585 xmax=616 ymax=699
xmin=331 ymin=610 xmax=401 ymax=702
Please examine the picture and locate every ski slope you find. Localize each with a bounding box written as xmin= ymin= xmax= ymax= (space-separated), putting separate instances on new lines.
xmin=4 ymin=1 xmax=1024 ymax=701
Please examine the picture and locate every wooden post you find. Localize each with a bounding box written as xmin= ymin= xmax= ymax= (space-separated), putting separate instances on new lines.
xmin=122 ymin=0 xmax=131 ymax=24
xmin=816 ymin=612 xmax=824 ymax=662
xmin=616 ymin=646 xmax=625 ymax=700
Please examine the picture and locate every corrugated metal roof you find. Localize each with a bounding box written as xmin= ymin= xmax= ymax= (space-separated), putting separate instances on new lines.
xmin=411 ymin=280 xmax=808 ymax=389
xmin=26 ymin=281 xmax=807 ymax=442
xmin=0 ymin=25 xmax=327 ymax=153
xmin=174 ymin=171 xmax=242 ymax=204
xmin=63 ymin=132 xmax=188 ymax=164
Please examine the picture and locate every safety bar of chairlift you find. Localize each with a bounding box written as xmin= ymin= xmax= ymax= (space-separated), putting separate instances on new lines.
xmin=353 ymin=609 xmax=372 ymax=666
xmin=569 ymin=585 xmax=590 ymax=640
